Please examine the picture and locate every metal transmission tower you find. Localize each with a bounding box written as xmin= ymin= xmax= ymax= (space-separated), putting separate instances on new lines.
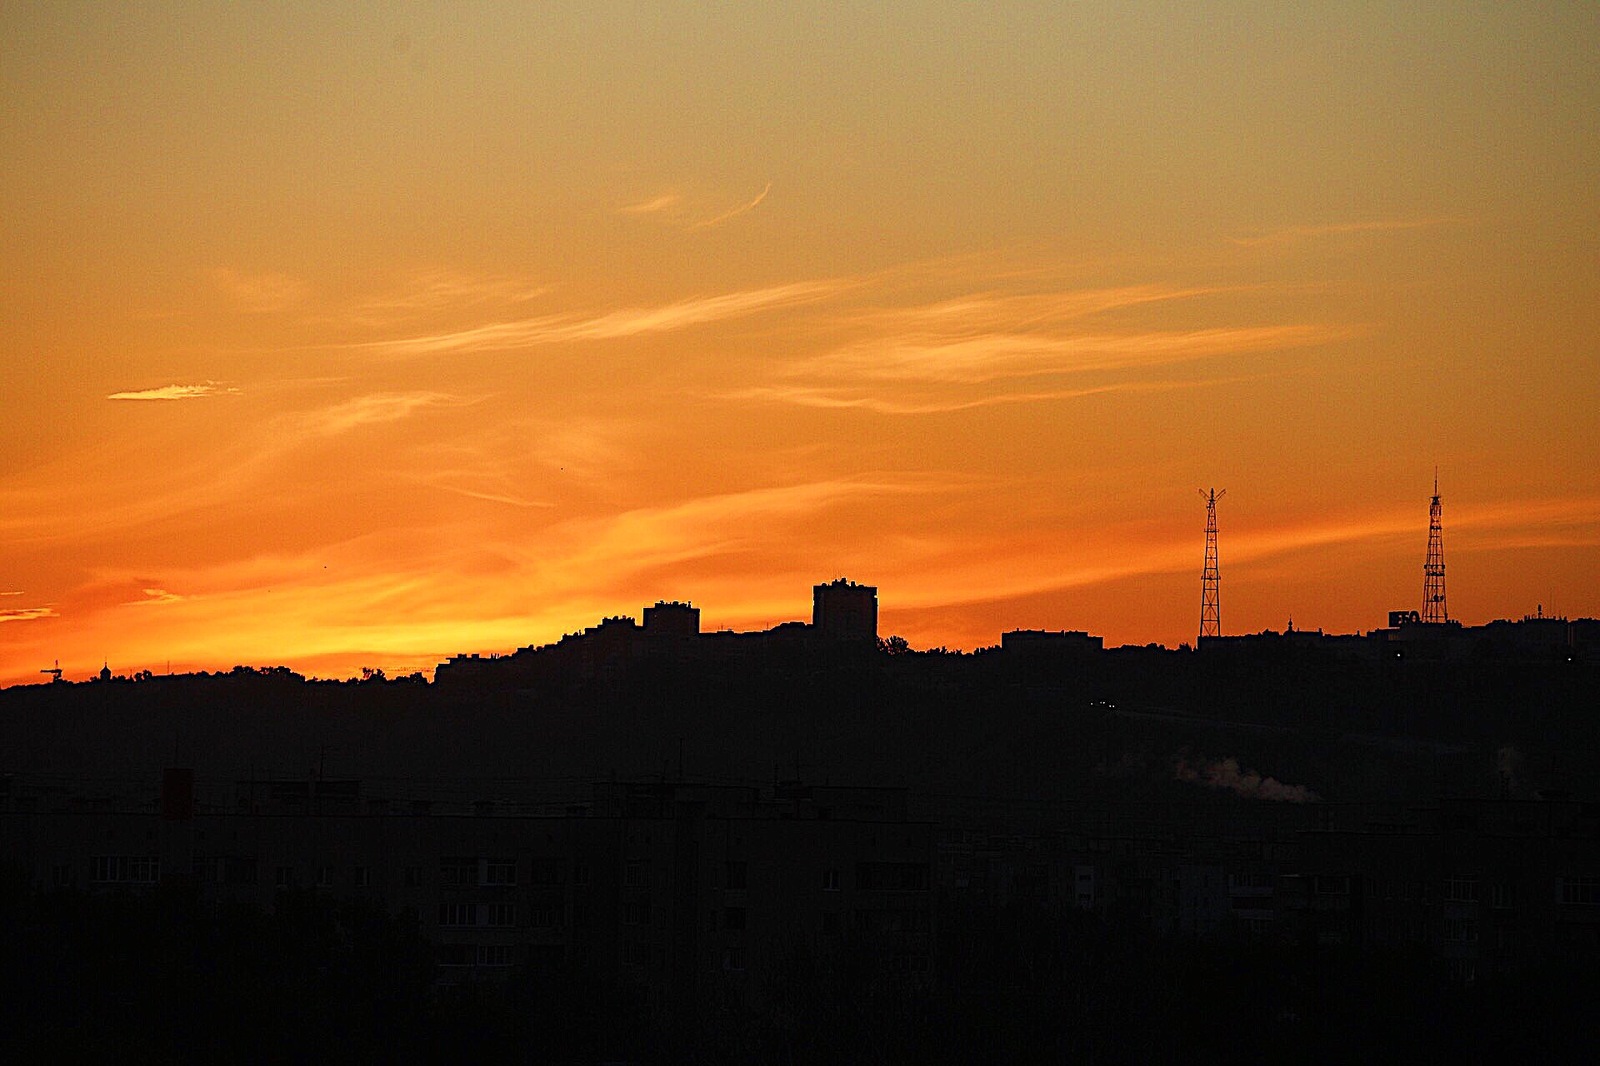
xmin=1199 ymin=488 xmax=1225 ymax=641
xmin=1422 ymin=473 xmax=1448 ymax=623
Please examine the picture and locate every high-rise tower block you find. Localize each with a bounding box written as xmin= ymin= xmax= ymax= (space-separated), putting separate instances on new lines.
xmin=1422 ymin=474 xmax=1448 ymax=623
xmin=1199 ymin=488 xmax=1225 ymax=641
xmin=813 ymin=578 xmax=878 ymax=644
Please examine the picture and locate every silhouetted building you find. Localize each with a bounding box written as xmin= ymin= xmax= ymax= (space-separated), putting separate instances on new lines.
xmin=642 ymin=600 xmax=700 ymax=639
xmin=813 ymin=579 xmax=877 ymax=644
xmin=1000 ymin=629 xmax=1103 ymax=656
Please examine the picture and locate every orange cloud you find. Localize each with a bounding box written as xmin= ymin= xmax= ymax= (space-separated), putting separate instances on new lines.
xmin=108 ymin=382 xmax=240 ymax=401
xmin=346 ymin=278 xmax=844 ymax=358
xmin=210 ymin=268 xmax=308 ymax=312
xmin=0 ymin=606 xmax=56 ymax=623
xmin=1227 ymin=217 xmax=1468 ymax=247
xmin=618 ymin=192 xmax=682 ymax=216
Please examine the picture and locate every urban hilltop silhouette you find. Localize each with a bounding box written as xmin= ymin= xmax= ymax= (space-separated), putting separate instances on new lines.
xmin=2 ymin=490 xmax=1596 ymax=1060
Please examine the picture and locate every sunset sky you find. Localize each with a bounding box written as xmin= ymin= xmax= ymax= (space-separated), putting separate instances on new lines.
xmin=3 ymin=3 xmax=1597 ymax=684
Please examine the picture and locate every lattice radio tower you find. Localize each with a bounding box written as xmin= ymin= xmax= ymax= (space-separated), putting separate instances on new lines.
xmin=1422 ymin=472 xmax=1447 ymax=623
xmin=1199 ymin=488 xmax=1225 ymax=641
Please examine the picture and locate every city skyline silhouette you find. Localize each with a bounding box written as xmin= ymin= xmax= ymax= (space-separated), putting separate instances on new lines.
xmin=3 ymin=5 xmax=1597 ymax=688
xmin=2 ymin=6 xmax=1597 ymax=1057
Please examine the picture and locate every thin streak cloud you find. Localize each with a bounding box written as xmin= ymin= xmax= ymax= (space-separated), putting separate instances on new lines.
xmin=691 ymin=182 xmax=772 ymax=229
xmin=1228 ymin=218 xmax=1467 ymax=247
xmin=724 ymin=380 xmax=1203 ymax=415
xmin=619 ymin=192 xmax=682 ymax=216
xmin=350 ymin=278 xmax=841 ymax=358
xmin=0 ymin=606 xmax=57 ymax=622
xmin=211 ymin=268 xmax=308 ymax=312
xmin=792 ymin=324 xmax=1354 ymax=386
xmin=108 ymin=381 xmax=240 ymax=401
xmin=293 ymin=392 xmax=477 ymax=436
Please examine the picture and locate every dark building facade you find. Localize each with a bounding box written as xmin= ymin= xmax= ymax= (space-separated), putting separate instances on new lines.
xmin=0 ymin=775 xmax=934 ymax=1015
xmin=812 ymin=579 xmax=878 ymax=644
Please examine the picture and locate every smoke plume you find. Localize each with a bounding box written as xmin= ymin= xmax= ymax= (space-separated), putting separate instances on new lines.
xmin=1174 ymin=755 xmax=1320 ymax=803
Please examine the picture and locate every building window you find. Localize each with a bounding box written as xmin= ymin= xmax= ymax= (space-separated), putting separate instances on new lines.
xmin=624 ymin=861 xmax=647 ymax=888
xmin=440 ymin=858 xmax=477 ymax=887
xmin=724 ymin=906 xmax=747 ymax=931
xmin=856 ymin=862 xmax=930 ymax=891
xmin=91 ymin=856 xmax=160 ymax=884
xmin=484 ymin=860 xmax=516 ymax=886
xmin=573 ymin=862 xmax=590 ymax=887
xmin=316 ymin=866 xmax=335 ymax=888
xmin=486 ymin=902 xmax=517 ymax=927
xmin=1490 ymin=883 xmax=1512 ymax=909
xmin=725 ymin=861 xmax=747 ymax=890
xmin=404 ymin=865 xmax=423 ymax=888
xmin=822 ymin=911 xmax=841 ymax=934
xmin=1443 ymin=878 xmax=1479 ymax=903
xmin=51 ymin=863 xmax=73 ymax=887
xmin=439 ymin=902 xmax=478 ymax=927
xmin=477 ymin=945 xmax=512 ymax=968
xmin=822 ymin=869 xmax=840 ymax=892
xmin=353 ymin=866 xmax=370 ymax=887
xmin=625 ymin=942 xmax=653 ymax=968
xmin=722 ymin=947 xmax=745 ymax=972
xmin=1559 ymin=877 xmax=1600 ymax=906
xmin=623 ymin=899 xmax=651 ymax=926
xmin=1443 ymin=918 xmax=1478 ymax=942
xmin=571 ymin=901 xmax=591 ymax=929
xmin=436 ymin=943 xmax=473 ymax=967
xmin=1313 ymin=875 xmax=1351 ymax=896
xmin=274 ymin=866 xmax=295 ymax=889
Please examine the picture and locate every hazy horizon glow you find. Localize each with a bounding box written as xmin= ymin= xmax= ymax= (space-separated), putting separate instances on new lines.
xmin=3 ymin=3 xmax=1597 ymax=684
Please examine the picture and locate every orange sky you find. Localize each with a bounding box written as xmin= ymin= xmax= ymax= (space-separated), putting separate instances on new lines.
xmin=3 ymin=3 xmax=1598 ymax=684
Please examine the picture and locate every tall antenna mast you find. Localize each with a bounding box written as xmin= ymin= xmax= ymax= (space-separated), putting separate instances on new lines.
xmin=1422 ymin=471 xmax=1447 ymax=623
xmin=1199 ymin=488 xmax=1225 ymax=642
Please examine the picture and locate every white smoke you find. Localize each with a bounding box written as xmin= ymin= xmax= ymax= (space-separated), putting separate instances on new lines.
xmin=1174 ymin=756 xmax=1320 ymax=803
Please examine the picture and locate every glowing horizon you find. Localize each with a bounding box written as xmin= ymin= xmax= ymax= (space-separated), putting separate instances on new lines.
xmin=3 ymin=3 xmax=1597 ymax=685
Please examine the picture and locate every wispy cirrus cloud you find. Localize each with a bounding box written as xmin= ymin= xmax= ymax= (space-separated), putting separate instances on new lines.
xmin=292 ymin=391 xmax=478 ymax=436
xmin=349 ymin=278 xmax=843 ymax=358
xmin=725 ymin=379 xmax=1209 ymax=415
xmin=340 ymin=270 xmax=550 ymax=326
xmin=791 ymin=324 xmax=1352 ymax=386
xmin=108 ymin=381 xmax=240 ymax=401
xmin=824 ymin=284 xmax=1231 ymax=334
xmin=130 ymin=588 xmax=184 ymax=605
xmin=211 ymin=268 xmax=308 ymax=312
xmin=618 ymin=192 xmax=682 ymax=216
xmin=1228 ymin=217 xmax=1467 ymax=247
xmin=691 ymin=181 xmax=771 ymax=229
xmin=0 ymin=605 xmax=57 ymax=622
